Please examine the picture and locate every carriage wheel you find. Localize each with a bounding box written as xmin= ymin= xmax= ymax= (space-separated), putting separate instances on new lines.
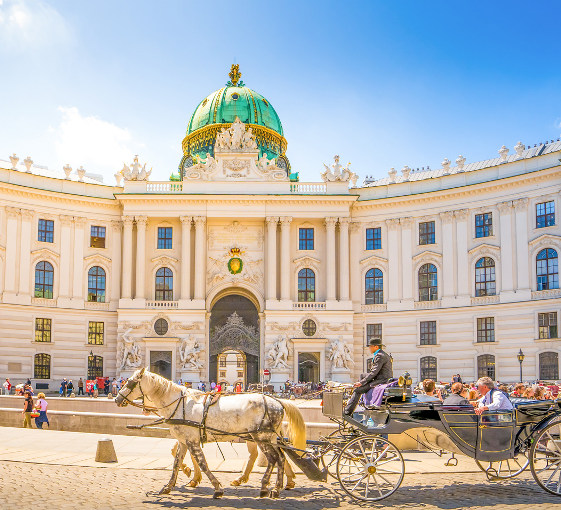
xmin=530 ymin=420 xmax=561 ymax=496
xmin=475 ymin=451 xmax=529 ymax=480
xmin=320 ymin=445 xmax=339 ymax=479
xmin=336 ymin=435 xmax=404 ymax=502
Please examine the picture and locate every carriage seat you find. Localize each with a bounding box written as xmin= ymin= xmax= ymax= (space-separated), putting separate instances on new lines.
xmin=361 ymin=380 xmax=413 ymax=409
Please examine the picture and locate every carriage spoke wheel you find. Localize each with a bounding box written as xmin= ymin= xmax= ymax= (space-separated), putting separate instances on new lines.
xmin=336 ymin=435 xmax=404 ymax=502
xmin=530 ymin=420 xmax=561 ymax=496
xmin=475 ymin=451 xmax=529 ymax=480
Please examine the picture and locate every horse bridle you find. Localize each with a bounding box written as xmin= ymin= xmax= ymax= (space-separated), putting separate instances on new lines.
xmin=118 ymin=377 xmax=185 ymax=416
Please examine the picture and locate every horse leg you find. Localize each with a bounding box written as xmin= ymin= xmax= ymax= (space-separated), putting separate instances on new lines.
xmin=255 ymin=442 xmax=277 ymax=498
xmin=187 ymin=442 xmax=223 ymax=499
xmin=270 ymin=446 xmax=285 ymax=499
xmin=171 ymin=441 xmax=192 ymax=478
xmin=231 ymin=441 xmax=258 ymax=486
xmin=159 ymin=441 xmax=187 ymax=494
xmin=187 ymin=452 xmax=203 ymax=488
xmin=284 ymin=458 xmax=296 ymax=489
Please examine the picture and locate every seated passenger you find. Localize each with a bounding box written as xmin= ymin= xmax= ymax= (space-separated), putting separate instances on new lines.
xmin=422 ymin=379 xmax=442 ymax=401
xmin=475 ymin=377 xmax=513 ymax=415
xmin=343 ymin=338 xmax=392 ymax=415
xmin=443 ymin=382 xmax=470 ymax=405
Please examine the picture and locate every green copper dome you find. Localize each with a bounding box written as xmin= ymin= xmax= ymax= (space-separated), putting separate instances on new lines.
xmin=178 ymin=65 xmax=291 ymax=179
xmin=187 ymin=86 xmax=283 ymax=137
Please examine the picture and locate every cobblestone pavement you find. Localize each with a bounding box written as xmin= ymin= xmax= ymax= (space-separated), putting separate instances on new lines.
xmin=1 ymin=461 xmax=560 ymax=510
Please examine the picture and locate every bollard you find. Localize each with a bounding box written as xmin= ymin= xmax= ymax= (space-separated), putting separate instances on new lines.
xmin=107 ymin=393 xmax=113 ymax=399
xmin=70 ymin=392 xmax=76 ymax=398
xmin=95 ymin=438 xmax=118 ymax=463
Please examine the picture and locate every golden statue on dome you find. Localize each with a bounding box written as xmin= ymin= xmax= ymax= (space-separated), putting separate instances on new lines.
xmin=228 ymin=64 xmax=242 ymax=86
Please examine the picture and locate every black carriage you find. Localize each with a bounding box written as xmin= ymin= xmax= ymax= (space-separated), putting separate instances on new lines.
xmin=318 ymin=378 xmax=561 ymax=502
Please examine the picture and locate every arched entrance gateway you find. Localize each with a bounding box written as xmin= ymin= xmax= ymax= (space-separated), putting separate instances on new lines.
xmin=209 ymin=295 xmax=259 ymax=386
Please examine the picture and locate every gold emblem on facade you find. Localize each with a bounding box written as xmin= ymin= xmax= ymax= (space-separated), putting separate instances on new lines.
xmin=227 ymin=247 xmax=243 ymax=274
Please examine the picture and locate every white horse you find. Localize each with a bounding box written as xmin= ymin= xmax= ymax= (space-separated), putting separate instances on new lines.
xmin=116 ymin=368 xmax=306 ymax=498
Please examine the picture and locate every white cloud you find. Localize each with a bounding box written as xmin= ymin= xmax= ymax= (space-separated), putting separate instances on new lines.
xmin=0 ymin=0 xmax=71 ymax=52
xmin=52 ymin=106 xmax=143 ymax=179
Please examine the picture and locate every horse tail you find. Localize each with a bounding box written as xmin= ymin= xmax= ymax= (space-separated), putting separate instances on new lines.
xmin=279 ymin=399 xmax=307 ymax=451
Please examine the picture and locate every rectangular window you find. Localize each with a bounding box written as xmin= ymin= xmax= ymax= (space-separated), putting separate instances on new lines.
xmin=475 ymin=213 xmax=493 ymax=238
xmin=35 ymin=318 xmax=52 ymax=343
xmin=366 ymin=323 xmax=382 ymax=345
xmin=34 ymin=354 xmax=50 ymax=379
xmin=536 ymin=201 xmax=555 ymax=228
xmin=477 ymin=317 xmax=495 ymax=343
xmin=219 ymin=359 xmax=226 ymax=368
xmin=539 ymin=312 xmax=558 ymax=339
xmin=38 ymin=219 xmax=54 ymax=243
xmin=298 ymin=228 xmax=314 ymax=250
xmin=366 ymin=227 xmax=382 ymax=250
xmin=88 ymin=321 xmax=104 ymax=345
xmin=157 ymin=227 xmax=173 ymax=249
xmin=419 ymin=221 xmax=435 ymax=245
xmin=90 ymin=225 xmax=106 ymax=248
xmin=420 ymin=321 xmax=437 ymax=345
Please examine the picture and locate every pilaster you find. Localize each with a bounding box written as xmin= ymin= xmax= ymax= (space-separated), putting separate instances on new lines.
xmin=180 ymin=216 xmax=192 ymax=304
xmin=325 ymin=217 xmax=337 ymax=302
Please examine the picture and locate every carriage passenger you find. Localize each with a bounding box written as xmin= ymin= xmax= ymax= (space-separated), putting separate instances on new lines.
xmin=442 ymin=382 xmax=470 ymax=405
xmin=474 ymin=377 xmax=513 ymax=415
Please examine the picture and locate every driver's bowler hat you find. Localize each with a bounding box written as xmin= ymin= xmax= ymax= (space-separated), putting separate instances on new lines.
xmin=368 ymin=338 xmax=385 ymax=348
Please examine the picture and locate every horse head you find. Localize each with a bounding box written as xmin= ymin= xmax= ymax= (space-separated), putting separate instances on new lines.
xmin=115 ymin=367 xmax=146 ymax=407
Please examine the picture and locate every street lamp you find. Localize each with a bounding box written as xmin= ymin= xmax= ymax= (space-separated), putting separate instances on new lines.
xmin=517 ymin=349 xmax=525 ymax=383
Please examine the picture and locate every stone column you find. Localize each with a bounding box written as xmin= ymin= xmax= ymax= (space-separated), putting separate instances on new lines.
xmin=338 ymin=217 xmax=350 ymax=302
xmin=266 ymin=216 xmax=278 ymax=301
xmin=4 ymin=207 xmax=19 ymax=295
xmin=454 ymin=209 xmax=470 ymax=302
xmin=180 ymin=216 xmax=192 ymax=301
xmin=18 ymin=209 xmax=33 ymax=298
xmin=400 ymin=217 xmax=413 ymax=304
xmin=440 ymin=211 xmax=455 ymax=303
xmin=134 ymin=216 xmax=147 ymax=300
xmin=497 ymin=201 xmax=515 ymax=301
xmin=280 ymin=217 xmax=292 ymax=301
xmin=513 ymin=198 xmax=530 ymax=295
xmin=325 ymin=217 xmax=337 ymax=302
xmin=59 ymin=215 xmax=73 ymax=299
xmin=194 ymin=216 xmax=206 ymax=301
xmin=386 ymin=218 xmax=401 ymax=306
xmin=111 ymin=221 xmax=122 ymax=303
xmin=349 ymin=222 xmax=361 ymax=303
xmin=72 ymin=217 xmax=86 ymax=301
xmin=121 ymin=216 xmax=134 ymax=300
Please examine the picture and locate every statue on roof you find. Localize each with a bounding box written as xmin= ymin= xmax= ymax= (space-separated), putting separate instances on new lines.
xmin=121 ymin=155 xmax=152 ymax=181
xmin=214 ymin=117 xmax=258 ymax=152
xmin=226 ymin=64 xmax=245 ymax=87
xmin=321 ymin=155 xmax=357 ymax=183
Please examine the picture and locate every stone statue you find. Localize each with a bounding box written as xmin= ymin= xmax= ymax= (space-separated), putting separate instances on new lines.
xmin=214 ymin=117 xmax=259 ymax=153
xmin=119 ymin=328 xmax=142 ymax=369
xmin=179 ymin=335 xmax=203 ymax=370
xmin=328 ymin=337 xmax=354 ymax=369
xmin=121 ymin=155 xmax=152 ymax=181
xmin=184 ymin=153 xmax=217 ymax=180
xmin=321 ymin=155 xmax=357 ymax=183
xmin=266 ymin=335 xmax=290 ymax=369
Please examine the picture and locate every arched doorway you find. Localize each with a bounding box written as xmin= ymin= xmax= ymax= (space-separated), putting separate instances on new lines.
xmin=209 ymin=295 xmax=259 ymax=386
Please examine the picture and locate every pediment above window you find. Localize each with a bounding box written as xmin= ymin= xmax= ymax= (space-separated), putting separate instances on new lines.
xmin=84 ymin=253 xmax=112 ymax=265
xmin=151 ymin=255 xmax=179 ymax=266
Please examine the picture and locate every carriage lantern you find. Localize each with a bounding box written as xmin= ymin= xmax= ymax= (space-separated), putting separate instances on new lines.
xmin=517 ymin=349 xmax=525 ymax=383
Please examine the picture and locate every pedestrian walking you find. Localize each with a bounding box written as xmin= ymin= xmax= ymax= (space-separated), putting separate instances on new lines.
xmin=67 ymin=380 xmax=74 ymax=396
xmin=111 ymin=378 xmax=118 ymax=396
xmin=22 ymin=391 xmax=33 ymax=428
xmin=34 ymin=393 xmax=49 ymax=429
xmin=77 ymin=378 xmax=84 ymax=395
xmin=104 ymin=377 xmax=110 ymax=395
xmin=2 ymin=378 xmax=11 ymax=395
xmin=61 ymin=378 xmax=68 ymax=397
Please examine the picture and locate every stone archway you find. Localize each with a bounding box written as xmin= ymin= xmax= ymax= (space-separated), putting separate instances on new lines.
xmin=209 ymin=294 xmax=259 ymax=385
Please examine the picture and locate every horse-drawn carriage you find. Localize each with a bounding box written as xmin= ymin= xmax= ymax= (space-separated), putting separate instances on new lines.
xmin=317 ymin=376 xmax=561 ymax=501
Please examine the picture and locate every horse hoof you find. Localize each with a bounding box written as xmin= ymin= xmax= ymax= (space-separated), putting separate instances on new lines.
xmin=158 ymin=486 xmax=172 ymax=495
xmin=230 ymin=479 xmax=241 ymax=486
xmin=181 ymin=466 xmax=192 ymax=477
xmin=259 ymin=489 xmax=270 ymax=498
xmin=188 ymin=480 xmax=200 ymax=488
xmin=285 ymin=482 xmax=296 ymax=490
xmin=213 ymin=490 xmax=224 ymax=499
xmin=271 ymin=489 xmax=280 ymax=499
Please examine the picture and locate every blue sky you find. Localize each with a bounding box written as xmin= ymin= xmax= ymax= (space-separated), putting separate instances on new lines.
xmin=1 ymin=0 xmax=560 ymax=184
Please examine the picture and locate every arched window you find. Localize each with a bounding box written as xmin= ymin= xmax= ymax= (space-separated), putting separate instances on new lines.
xmin=34 ymin=261 xmax=54 ymax=299
xmin=87 ymin=266 xmax=106 ymax=302
xmin=365 ymin=268 xmax=383 ymax=304
xmin=420 ymin=356 xmax=437 ymax=381
xmin=477 ymin=354 xmax=495 ymax=380
xmin=539 ymin=352 xmax=559 ymax=381
xmin=418 ymin=263 xmax=438 ymax=301
xmin=298 ymin=268 xmax=315 ymax=302
xmin=536 ymin=249 xmax=559 ymax=291
xmin=87 ymin=354 xmax=103 ymax=379
xmin=475 ymin=257 xmax=496 ymax=296
xmin=155 ymin=267 xmax=173 ymax=301
xmin=34 ymin=353 xmax=51 ymax=379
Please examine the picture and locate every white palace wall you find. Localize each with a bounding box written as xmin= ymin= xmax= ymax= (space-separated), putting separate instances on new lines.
xmin=0 ymin=146 xmax=560 ymax=388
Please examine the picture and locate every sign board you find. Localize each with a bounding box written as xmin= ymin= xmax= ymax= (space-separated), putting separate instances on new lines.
xmin=263 ymin=369 xmax=270 ymax=377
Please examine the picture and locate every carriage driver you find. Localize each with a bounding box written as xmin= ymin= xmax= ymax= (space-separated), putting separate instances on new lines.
xmin=474 ymin=376 xmax=513 ymax=415
xmin=343 ymin=338 xmax=393 ymax=416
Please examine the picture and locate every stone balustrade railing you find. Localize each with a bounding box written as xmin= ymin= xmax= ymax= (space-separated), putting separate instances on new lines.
xmin=292 ymin=302 xmax=327 ymax=310
xmin=145 ymin=300 xmax=179 ymax=309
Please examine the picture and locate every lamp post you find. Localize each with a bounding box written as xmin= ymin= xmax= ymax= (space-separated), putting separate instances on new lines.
xmin=517 ymin=349 xmax=525 ymax=383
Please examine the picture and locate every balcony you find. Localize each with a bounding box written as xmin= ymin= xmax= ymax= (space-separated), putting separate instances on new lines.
xmin=293 ymin=302 xmax=326 ymax=310
xmin=145 ymin=300 xmax=179 ymax=309
xmin=361 ymin=303 xmax=387 ymax=312
xmin=471 ymin=295 xmax=500 ymax=305
xmin=532 ymin=289 xmax=561 ymax=300
xmin=414 ymin=300 xmax=441 ymax=310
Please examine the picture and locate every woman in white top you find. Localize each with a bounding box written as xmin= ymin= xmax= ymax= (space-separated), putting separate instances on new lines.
xmin=34 ymin=392 xmax=49 ymax=429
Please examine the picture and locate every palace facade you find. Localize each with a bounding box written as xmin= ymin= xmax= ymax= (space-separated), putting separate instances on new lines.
xmin=0 ymin=66 xmax=560 ymax=389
